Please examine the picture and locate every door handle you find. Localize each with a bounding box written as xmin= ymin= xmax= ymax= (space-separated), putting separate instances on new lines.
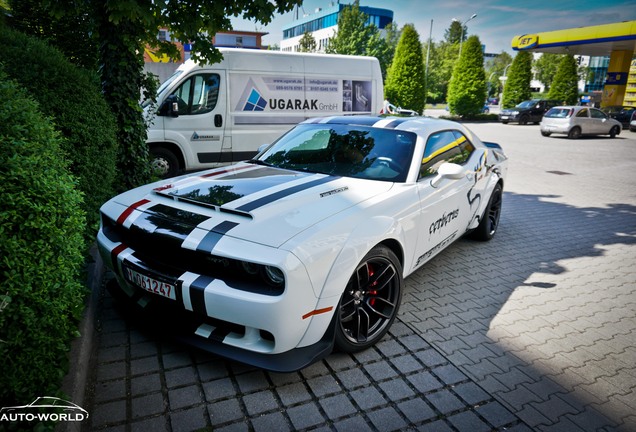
xmin=214 ymin=114 xmax=222 ymax=127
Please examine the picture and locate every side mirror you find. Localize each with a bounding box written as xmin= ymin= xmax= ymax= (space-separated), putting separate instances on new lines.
xmin=430 ymin=163 xmax=465 ymax=188
xmin=158 ymin=95 xmax=180 ymax=117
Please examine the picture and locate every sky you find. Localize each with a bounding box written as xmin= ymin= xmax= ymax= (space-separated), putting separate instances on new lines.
xmin=231 ymin=0 xmax=636 ymax=54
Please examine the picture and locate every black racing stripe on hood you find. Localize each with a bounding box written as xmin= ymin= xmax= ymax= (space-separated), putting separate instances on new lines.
xmin=195 ymin=221 xmax=240 ymax=253
xmin=235 ymin=175 xmax=341 ymax=212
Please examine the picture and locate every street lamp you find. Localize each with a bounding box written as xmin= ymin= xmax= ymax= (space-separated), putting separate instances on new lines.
xmin=500 ymin=63 xmax=512 ymax=107
xmin=458 ymin=13 xmax=477 ymax=58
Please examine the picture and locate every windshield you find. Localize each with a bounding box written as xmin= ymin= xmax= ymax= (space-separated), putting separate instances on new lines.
xmin=516 ymin=100 xmax=537 ymax=108
xmin=256 ymin=124 xmax=417 ymax=182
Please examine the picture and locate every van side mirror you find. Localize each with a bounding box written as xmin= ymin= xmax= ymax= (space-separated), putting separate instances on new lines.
xmin=159 ymin=95 xmax=180 ymax=117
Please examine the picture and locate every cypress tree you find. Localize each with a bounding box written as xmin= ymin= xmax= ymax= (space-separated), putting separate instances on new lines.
xmin=384 ymin=24 xmax=425 ymax=112
xmin=447 ymin=35 xmax=486 ymax=117
xmin=502 ymin=51 xmax=532 ymax=108
xmin=548 ymin=55 xmax=579 ymax=105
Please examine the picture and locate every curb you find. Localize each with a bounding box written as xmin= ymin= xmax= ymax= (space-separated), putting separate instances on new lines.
xmin=58 ymin=245 xmax=104 ymax=432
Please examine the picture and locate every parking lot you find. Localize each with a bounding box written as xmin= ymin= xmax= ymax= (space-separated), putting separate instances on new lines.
xmin=84 ymin=122 xmax=636 ymax=431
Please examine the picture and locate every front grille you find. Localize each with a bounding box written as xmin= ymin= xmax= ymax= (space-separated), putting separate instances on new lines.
xmin=103 ymin=214 xmax=284 ymax=296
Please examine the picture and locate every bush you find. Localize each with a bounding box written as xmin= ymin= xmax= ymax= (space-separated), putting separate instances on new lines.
xmin=0 ymin=72 xmax=87 ymax=409
xmin=0 ymin=24 xmax=118 ymax=244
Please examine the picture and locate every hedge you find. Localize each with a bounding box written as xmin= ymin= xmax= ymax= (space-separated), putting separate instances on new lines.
xmin=0 ymin=71 xmax=87 ymax=412
xmin=0 ymin=24 xmax=118 ymax=244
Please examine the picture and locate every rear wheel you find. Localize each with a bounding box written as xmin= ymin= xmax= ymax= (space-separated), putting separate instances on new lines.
xmin=335 ymin=246 xmax=403 ymax=353
xmin=609 ymin=126 xmax=620 ymax=138
xmin=519 ymin=115 xmax=529 ymax=125
xmin=567 ymin=127 xmax=582 ymax=139
xmin=470 ymin=183 xmax=503 ymax=241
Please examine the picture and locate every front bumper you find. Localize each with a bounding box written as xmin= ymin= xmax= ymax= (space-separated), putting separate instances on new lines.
xmin=96 ymin=220 xmax=338 ymax=370
xmin=498 ymin=112 xmax=519 ymax=122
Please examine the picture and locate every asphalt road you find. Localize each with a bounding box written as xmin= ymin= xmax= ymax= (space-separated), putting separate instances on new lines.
xmin=82 ymin=120 xmax=636 ymax=432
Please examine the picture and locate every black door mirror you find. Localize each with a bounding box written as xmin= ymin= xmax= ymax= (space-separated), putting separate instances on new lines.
xmin=159 ymin=95 xmax=180 ymax=117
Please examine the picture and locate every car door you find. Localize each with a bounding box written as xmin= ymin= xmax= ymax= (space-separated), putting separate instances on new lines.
xmin=163 ymin=72 xmax=227 ymax=164
xmin=589 ymin=108 xmax=610 ymax=134
xmin=574 ymin=108 xmax=592 ymax=134
xmin=412 ymin=130 xmax=476 ymax=269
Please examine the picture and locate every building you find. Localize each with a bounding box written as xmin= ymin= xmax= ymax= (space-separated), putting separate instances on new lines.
xmin=280 ymin=2 xmax=393 ymax=53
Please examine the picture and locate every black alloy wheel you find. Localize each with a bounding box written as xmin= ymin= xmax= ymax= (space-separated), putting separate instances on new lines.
xmin=470 ymin=183 xmax=503 ymax=241
xmin=335 ymin=246 xmax=403 ymax=353
xmin=609 ymin=126 xmax=620 ymax=138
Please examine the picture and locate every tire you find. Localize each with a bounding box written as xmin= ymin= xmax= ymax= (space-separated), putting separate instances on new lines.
xmin=567 ymin=127 xmax=582 ymax=139
xmin=541 ymin=131 xmax=551 ymax=137
xmin=609 ymin=126 xmax=620 ymax=138
xmin=501 ymin=121 xmax=509 ymax=124
xmin=335 ymin=246 xmax=403 ymax=353
xmin=519 ymin=115 xmax=529 ymax=125
xmin=151 ymin=147 xmax=180 ymax=178
xmin=470 ymin=183 xmax=503 ymax=241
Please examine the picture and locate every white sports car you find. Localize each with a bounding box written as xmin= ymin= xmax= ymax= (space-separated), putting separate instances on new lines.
xmin=97 ymin=116 xmax=507 ymax=371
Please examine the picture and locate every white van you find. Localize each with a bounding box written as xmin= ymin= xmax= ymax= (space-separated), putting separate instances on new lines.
xmin=145 ymin=48 xmax=384 ymax=177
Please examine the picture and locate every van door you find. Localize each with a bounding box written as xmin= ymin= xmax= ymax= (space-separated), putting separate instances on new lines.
xmin=163 ymin=72 xmax=227 ymax=167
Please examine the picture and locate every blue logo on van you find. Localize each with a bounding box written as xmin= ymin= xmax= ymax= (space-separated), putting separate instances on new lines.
xmin=243 ymin=88 xmax=267 ymax=111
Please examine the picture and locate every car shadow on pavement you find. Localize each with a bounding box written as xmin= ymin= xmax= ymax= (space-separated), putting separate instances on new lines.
xmin=399 ymin=191 xmax=636 ymax=431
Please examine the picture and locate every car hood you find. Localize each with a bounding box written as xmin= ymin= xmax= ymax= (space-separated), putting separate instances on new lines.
xmin=113 ymin=162 xmax=394 ymax=249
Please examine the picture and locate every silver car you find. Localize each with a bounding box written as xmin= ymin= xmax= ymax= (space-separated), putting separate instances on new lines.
xmin=540 ymin=106 xmax=622 ymax=139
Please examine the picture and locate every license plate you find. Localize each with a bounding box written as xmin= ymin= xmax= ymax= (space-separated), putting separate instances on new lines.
xmin=501 ymin=116 xmax=509 ymax=119
xmin=124 ymin=266 xmax=176 ymax=300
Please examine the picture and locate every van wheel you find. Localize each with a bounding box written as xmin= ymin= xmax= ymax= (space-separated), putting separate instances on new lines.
xmin=335 ymin=246 xmax=403 ymax=353
xmin=609 ymin=126 xmax=620 ymax=138
xmin=567 ymin=127 xmax=582 ymax=139
xmin=151 ymin=147 xmax=179 ymax=178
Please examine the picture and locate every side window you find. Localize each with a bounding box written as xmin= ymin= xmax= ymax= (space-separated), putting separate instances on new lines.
xmin=419 ymin=130 xmax=474 ymax=179
xmin=590 ymin=108 xmax=606 ymax=119
xmin=576 ymin=108 xmax=589 ymax=118
xmin=170 ymin=73 xmax=220 ymax=115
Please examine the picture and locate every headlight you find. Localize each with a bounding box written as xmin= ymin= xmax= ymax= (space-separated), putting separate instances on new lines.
xmin=511 ymin=111 xmax=519 ymax=115
xmin=241 ymin=261 xmax=260 ymax=275
xmin=263 ymin=266 xmax=285 ymax=287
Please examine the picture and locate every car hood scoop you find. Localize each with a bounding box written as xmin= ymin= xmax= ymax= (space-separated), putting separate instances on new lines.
xmin=150 ymin=163 xmax=394 ymax=248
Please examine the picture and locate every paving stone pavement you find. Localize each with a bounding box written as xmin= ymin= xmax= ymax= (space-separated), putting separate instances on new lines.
xmin=83 ymin=124 xmax=636 ymax=431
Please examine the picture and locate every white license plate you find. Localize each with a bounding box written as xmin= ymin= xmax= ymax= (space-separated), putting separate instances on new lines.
xmin=124 ymin=266 xmax=176 ymax=300
xmin=501 ymin=116 xmax=509 ymax=119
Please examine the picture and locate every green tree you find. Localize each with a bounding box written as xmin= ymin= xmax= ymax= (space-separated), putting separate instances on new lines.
xmin=384 ymin=24 xmax=425 ymax=112
xmin=424 ymin=40 xmax=459 ymax=103
xmin=548 ymin=54 xmax=579 ymax=105
xmin=484 ymin=51 xmax=513 ymax=99
xmin=502 ymin=50 xmax=533 ymax=108
xmin=13 ymin=0 xmax=302 ymax=190
xmin=447 ymin=35 xmax=486 ymax=116
xmin=444 ymin=19 xmax=466 ymax=44
xmin=534 ymin=53 xmax=563 ymax=92
xmin=298 ymin=31 xmax=316 ymax=52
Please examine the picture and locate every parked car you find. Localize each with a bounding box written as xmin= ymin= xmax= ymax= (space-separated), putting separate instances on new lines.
xmin=540 ymin=106 xmax=622 ymax=139
xmin=630 ymin=109 xmax=636 ymax=132
xmin=97 ymin=115 xmax=508 ymax=371
xmin=499 ymin=99 xmax=560 ymax=125
xmin=601 ymin=105 xmax=636 ymax=128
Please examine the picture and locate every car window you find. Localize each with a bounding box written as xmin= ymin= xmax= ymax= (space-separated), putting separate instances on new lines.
xmin=170 ymin=73 xmax=220 ymax=115
xmin=590 ymin=108 xmax=607 ymax=119
xmin=545 ymin=108 xmax=572 ymax=118
xmin=419 ymin=130 xmax=474 ymax=180
xmin=576 ymin=108 xmax=589 ymax=118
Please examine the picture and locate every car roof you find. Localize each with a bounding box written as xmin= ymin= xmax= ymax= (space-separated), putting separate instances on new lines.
xmin=301 ymin=115 xmax=469 ymax=139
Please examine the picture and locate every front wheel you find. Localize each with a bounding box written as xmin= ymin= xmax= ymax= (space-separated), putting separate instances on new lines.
xmin=609 ymin=126 xmax=620 ymax=138
xmin=150 ymin=147 xmax=180 ymax=178
xmin=541 ymin=131 xmax=552 ymax=137
xmin=470 ymin=183 xmax=503 ymax=241
xmin=335 ymin=246 xmax=403 ymax=353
